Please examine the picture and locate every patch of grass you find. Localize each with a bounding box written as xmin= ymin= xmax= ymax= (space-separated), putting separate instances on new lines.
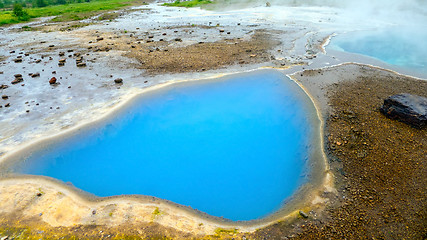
xmin=213 ymin=228 xmax=239 ymax=237
xmin=0 ymin=0 xmax=132 ymax=26
xmin=163 ymin=0 xmax=212 ymax=8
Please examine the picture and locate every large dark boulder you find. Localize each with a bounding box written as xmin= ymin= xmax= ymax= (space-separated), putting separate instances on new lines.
xmin=380 ymin=93 xmax=427 ymax=129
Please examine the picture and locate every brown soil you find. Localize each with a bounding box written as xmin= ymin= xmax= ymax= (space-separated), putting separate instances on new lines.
xmin=126 ymin=30 xmax=279 ymax=74
xmin=0 ymin=214 xmax=195 ymax=239
xmin=251 ymin=69 xmax=427 ymax=239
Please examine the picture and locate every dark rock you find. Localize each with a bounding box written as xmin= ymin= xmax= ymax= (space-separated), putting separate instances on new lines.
xmin=59 ymin=58 xmax=66 ymax=63
xmin=380 ymin=93 xmax=427 ymax=129
xmin=49 ymin=45 xmax=55 ymax=47
xmin=299 ymin=210 xmax=309 ymax=218
xmin=58 ymin=62 xmax=65 ymax=66
xmin=59 ymin=52 xmax=65 ymax=56
xmin=2 ymin=95 xmax=8 ymax=99
xmin=114 ymin=78 xmax=123 ymax=84
xmin=0 ymin=85 xmax=8 ymax=89
xmin=174 ymin=38 xmax=182 ymax=42
xmin=67 ymin=49 xmax=73 ymax=52
xmin=76 ymin=62 xmax=86 ymax=67
xmin=49 ymin=77 xmax=57 ymax=84
xmin=96 ymin=37 xmax=104 ymax=41
xmin=13 ymin=58 xmax=22 ymax=63
xmin=31 ymin=73 xmax=40 ymax=78
xmin=11 ymin=78 xmax=23 ymax=84
xmin=5 ymin=103 xmax=10 ymax=107
xmin=36 ymin=192 xmax=42 ymax=197
xmin=35 ymin=59 xmax=42 ymax=63
xmin=14 ymin=74 xmax=22 ymax=78
xmin=219 ymin=29 xmax=225 ymax=33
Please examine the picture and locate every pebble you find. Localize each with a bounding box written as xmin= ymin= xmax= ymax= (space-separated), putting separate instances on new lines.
xmin=114 ymin=78 xmax=123 ymax=84
xmin=299 ymin=210 xmax=309 ymax=218
xmin=96 ymin=37 xmax=104 ymax=41
xmin=49 ymin=77 xmax=57 ymax=84
xmin=76 ymin=62 xmax=87 ymax=67
xmin=174 ymin=38 xmax=182 ymax=42
xmin=2 ymin=95 xmax=8 ymax=99
xmin=59 ymin=58 xmax=66 ymax=63
xmin=0 ymin=85 xmax=8 ymax=89
xmin=14 ymin=74 xmax=22 ymax=78
xmin=35 ymin=59 xmax=42 ymax=63
xmin=5 ymin=103 xmax=10 ymax=107
xmin=31 ymin=73 xmax=40 ymax=78
xmin=13 ymin=58 xmax=22 ymax=63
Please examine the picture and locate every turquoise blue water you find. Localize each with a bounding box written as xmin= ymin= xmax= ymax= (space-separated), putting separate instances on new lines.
xmin=330 ymin=28 xmax=427 ymax=77
xmin=12 ymin=71 xmax=314 ymax=221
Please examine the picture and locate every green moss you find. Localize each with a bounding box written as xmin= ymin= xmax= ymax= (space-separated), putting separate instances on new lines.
xmin=163 ymin=0 xmax=213 ymax=8
xmin=214 ymin=228 xmax=239 ymax=236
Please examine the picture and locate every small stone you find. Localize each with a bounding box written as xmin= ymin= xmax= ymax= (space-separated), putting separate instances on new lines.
xmin=299 ymin=210 xmax=309 ymax=218
xmin=219 ymin=29 xmax=225 ymax=33
xmin=31 ymin=73 xmax=40 ymax=78
xmin=49 ymin=45 xmax=55 ymax=47
xmin=92 ymin=210 xmax=96 ymax=215
xmin=49 ymin=77 xmax=57 ymax=84
xmin=59 ymin=52 xmax=65 ymax=56
xmin=35 ymin=59 xmax=42 ymax=63
xmin=76 ymin=62 xmax=86 ymax=67
xmin=174 ymin=38 xmax=182 ymax=42
xmin=114 ymin=78 xmax=123 ymax=84
xmin=26 ymin=110 xmax=30 ymax=113
xmin=148 ymin=35 xmax=154 ymax=39
xmin=14 ymin=74 xmax=22 ymax=78
xmin=96 ymin=37 xmax=104 ymax=41
xmin=0 ymin=85 xmax=8 ymax=89
xmin=11 ymin=79 xmax=22 ymax=84
xmin=67 ymin=49 xmax=73 ymax=52
xmin=5 ymin=103 xmax=10 ymax=107
xmin=2 ymin=95 xmax=8 ymax=99
xmin=52 ymin=71 xmax=56 ymax=74
xmin=58 ymin=62 xmax=64 ymax=66
xmin=59 ymin=58 xmax=66 ymax=63
xmin=0 ymin=71 xmax=3 ymax=74
xmin=13 ymin=58 xmax=22 ymax=63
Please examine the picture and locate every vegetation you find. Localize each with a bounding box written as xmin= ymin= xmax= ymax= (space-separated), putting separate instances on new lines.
xmin=163 ymin=0 xmax=212 ymax=8
xmin=0 ymin=0 xmax=132 ymax=26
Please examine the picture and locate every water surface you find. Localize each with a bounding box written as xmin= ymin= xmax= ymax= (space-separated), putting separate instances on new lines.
xmin=9 ymin=70 xmax=316 ymax=221
xmin=329 ymin=27 xmax=427 ymax=77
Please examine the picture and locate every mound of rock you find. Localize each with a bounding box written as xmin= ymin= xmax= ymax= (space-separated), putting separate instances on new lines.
xmin=380 ymin=93 xmax=427 ymax=129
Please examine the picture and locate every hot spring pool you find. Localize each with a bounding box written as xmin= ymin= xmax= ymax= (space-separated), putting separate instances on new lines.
xmin=4 ymin=70 xmax=319 ymax=221
xmin=329 ymin=27 xmax=427 ymax=77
